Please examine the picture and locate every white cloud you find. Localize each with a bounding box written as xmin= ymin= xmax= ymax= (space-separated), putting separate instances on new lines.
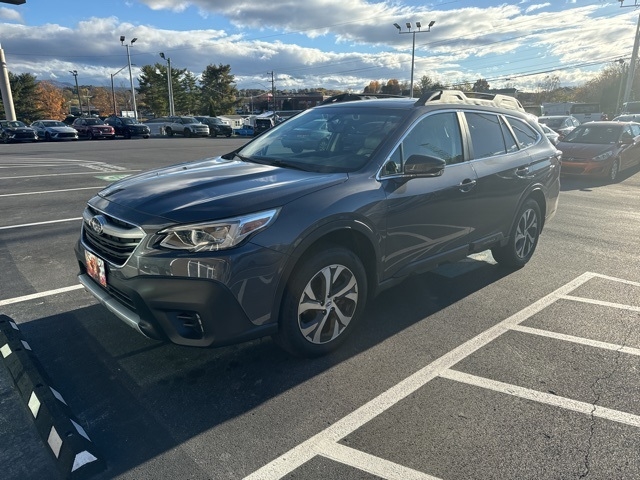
xmin=0 ymin=7 xmax=23 ymax=23
xmin=525 ymin=3 xmax=550 ymax=14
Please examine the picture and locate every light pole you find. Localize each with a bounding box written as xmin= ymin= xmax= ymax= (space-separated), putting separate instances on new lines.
xmin=120 ymin=35 xmax=138 ymax=120
xmin=159 ymin=52 xmax=175 ymax=116
xmin=393 ymin=20 xmax=435 ymax=98
xmin=69 ymin=70 xmax=82 ymax=115
xmin=110 ymin=65 xmax=130 ymax=116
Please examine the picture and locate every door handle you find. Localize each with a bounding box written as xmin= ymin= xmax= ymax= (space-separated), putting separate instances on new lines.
xmin=515 ymin=166 xmax=530 ymax=177
xmin=457 ymin=178 xmax=477 ymax=192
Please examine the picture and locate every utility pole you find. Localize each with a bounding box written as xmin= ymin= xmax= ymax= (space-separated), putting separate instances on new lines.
xmin=267 ymin=71 xmax=276 ymax=113
xmin=619 ymin=2 xmax=640 ymax=106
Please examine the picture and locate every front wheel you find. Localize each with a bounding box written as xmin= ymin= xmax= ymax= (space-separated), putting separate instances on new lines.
xmin=491 ymin=199 xmax=541 ymax=268
xmin=165 ymin=127 xmax=173 ymax=137
xmin=273 ymin=247 xmax=367 ymax=357
xmin=183 ymin=129 xmax=191 ymax=138
xmin=608 ymin=159 xmax=620 ymax=183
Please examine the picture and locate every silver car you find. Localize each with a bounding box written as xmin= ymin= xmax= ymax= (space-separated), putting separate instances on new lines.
xmin=31 ymin=120 xmax=79 ymax=141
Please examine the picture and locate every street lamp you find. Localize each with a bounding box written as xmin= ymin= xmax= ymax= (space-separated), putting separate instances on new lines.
xmin=120 ymin=35 xmax=138 ymax=120
xmin=159 ymin=52 xmax=175 ymax=116
xmin=393 ymin=20 xmax=435 ymax=98
xmin=110 ymin=65 xmax=130 ymax=116
xmin=69 ymin=70 xmax=82 ymax=115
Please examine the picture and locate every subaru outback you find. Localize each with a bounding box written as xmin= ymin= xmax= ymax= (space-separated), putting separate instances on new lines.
xmin=75 ymin=90 xmax=560 ymax=357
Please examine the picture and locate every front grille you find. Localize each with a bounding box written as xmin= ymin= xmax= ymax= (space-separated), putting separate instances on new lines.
xmin=82 ymin=206 xmax=145 ymax=266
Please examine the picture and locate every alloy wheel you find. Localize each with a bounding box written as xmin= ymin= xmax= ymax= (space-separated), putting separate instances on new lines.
xmin=514 ymin=208 xmax=538 ymax=260
xmin=297 ymin=264 xmax=359 ymax=345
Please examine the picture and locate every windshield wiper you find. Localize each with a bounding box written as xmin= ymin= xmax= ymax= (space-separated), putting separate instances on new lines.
xmin=249 ymin=157 xmax=310 ymax=171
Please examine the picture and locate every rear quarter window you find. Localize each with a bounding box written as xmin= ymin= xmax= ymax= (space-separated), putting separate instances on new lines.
xmin=465 ymin=112 xmax=510 ymax=159
xmin=507 ymin=117 xmax=539 ymax=149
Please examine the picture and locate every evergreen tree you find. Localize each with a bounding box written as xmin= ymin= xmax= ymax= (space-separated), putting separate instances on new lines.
xmin=199 ymin=64 xmax=239 ymax=116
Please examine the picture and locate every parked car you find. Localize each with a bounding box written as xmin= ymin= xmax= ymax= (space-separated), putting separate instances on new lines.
xmin=280 ymin=118 xmax=332 ymax=153
xmin=539 ymin=123 xmax=560 ymax=145
xmin=163 ymin=116 xmax=209 ymax=137
xmin=233 ymin=125 xmax=254 ymax=136
xmin=75 ymin=90 xmax=560 ymax=357
xmin=612 ymin=114 xmax=640 ymax=122
xmin=0 ymin=120 xmax=38 ymax=143
xmin=72 ymin=117 xmax=115 ymax=140
xmin=253 ymin=117 xmax=274 ymax=136
xmin=30 ymin=120 xmax=78 ymax=141
xmin=194 ymin=116 xmax=233 ymax=137
xmin=557 ymin=121 xmax=640 ymax=182
xmin=538 ymin=115 xmax=580 ymax=139
xmin=104 ymin=116 xmax=151 ymax=139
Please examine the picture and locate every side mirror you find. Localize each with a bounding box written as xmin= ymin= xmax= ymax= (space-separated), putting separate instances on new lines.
xmin=404 ymin=154 xmax=446 ymax=177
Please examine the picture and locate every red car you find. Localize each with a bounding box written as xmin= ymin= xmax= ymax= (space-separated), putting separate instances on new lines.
xmin=71 ymin=117 xmax=115 ymax=140
xmin=557 ymin=121 xmax=640 ymax=182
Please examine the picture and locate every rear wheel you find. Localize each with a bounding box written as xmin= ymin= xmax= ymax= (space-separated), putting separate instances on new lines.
xmin=165 ymin=127 xmax=173 ymax=137
xmin=491 ymin=198 xmax=541 ymax=268
xmin=183 ymin=129 xmax=191 ymax=138
xmin=273 ymin=247 xmax=367 ymax=357
xmin=89 ymin=131 xmax=95 ymax=140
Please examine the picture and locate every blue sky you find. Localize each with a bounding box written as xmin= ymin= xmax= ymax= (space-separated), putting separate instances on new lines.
xmin=0 ymin=0 xmax=637 ymax=93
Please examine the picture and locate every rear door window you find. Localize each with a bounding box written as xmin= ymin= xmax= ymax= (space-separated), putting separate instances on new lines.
xmin=507 ymin=117 xmax=539 ymax=149
xmin=465 ymin=112 xmax=511 ymax=159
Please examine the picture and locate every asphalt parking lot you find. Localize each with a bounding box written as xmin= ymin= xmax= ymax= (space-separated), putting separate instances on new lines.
xmin=1 ymin=137 xmax=639 ymax=479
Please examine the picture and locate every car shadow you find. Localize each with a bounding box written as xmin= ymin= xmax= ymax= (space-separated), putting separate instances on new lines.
xmin=16 ymin=256 xmax=512 ymax=479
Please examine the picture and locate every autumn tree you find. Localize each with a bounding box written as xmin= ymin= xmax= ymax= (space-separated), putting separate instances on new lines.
xmin=381 ymin=79 xmax=402 ymax=95
xmin=34 ymin=81 xmax=66 ymax=119
xmin=418 ymin=75 xmax=445 ymax=95
xmin=363 ymin=80 xmax=381 ymax=93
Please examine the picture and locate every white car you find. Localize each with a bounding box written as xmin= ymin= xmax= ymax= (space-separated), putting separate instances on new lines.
xmin=163 ymin=116 xmax=209 ymax=137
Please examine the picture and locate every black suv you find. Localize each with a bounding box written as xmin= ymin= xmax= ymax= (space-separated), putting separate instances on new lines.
xmin=104 ymin=116 xmax=151 ymax=139
xmin=194 ymin=116 xmax=233 ymax=137
xmin=75 ymin=90 xmax=560 ymax=357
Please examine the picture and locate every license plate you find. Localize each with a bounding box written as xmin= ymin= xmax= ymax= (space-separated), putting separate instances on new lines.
xmin=85 ymin=251 xmax=107 ymax=288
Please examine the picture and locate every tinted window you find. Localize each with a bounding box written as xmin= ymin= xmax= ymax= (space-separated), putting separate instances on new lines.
xmin=465 ymin=112 xmax=508 ymax=159
xmin=508 ymin=117 xmax=539 ymax=149
xmin=393 ymin=112 xmax=464 ymax=170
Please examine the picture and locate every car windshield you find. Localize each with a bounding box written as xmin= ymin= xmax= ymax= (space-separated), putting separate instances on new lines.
xmin=539 ymin=117 xmax=565 ymax=128
xmin=236 ymin=107 xmax=406 ymax=173
xmin=121 ymin=118 xmax=136 ymax=124
xmin=562 ymin=124 xmax=622 ymax=144
xmin=43 ymin=121 xmax=66 ymax=127
xmin=3 ymin=121 xmax=26 ymax=128
xmin=180 ymin=117 xmax=198 ymax=123
xmin=85 ymin=119 xmax=105 ymax=125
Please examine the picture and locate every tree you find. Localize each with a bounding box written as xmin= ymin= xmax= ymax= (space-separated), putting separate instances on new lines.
xmin=418 ymin=75 xmax=445 ymax=95
xmin=88 ymin=87 xmax=112 ymax=116
xmin=177 ymin=71 xmax=200 ymax=115
xmin=381 ymin=79 xmax=401 ymax=95
xmin=363 ymin=80 xmax=381 ymax=94
xmin=137 ymin=64 xmax=174 ymax=116
xmin=34 ymin=81 xmax=66 ymax=119
xmin=1 ymin=72 xmax=42 ymax=122
xmin=199 ymin=64 xmax=239 ymax=116
xmin=473 ymin=78 xmax=490 ymax=92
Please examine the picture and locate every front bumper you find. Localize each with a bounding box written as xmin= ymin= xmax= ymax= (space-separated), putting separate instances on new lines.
xmin=560 ymin=159 xmax=612 ymax=177
xmin=75 ymin=239 xmax=280 ymax=348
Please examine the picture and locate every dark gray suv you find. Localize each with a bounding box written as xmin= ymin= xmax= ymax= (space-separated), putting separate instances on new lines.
xmin=75 ymin=90 xmax=560 ymax=357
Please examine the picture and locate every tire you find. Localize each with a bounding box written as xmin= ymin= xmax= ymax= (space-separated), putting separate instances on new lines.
xmin=124 ymin=130 xmax=131 ymax=139
xmin=291 ymin=146 xmax=303 ymax=154
xmin=45 ymin=132 xmax=51 ymax=142
xmin=273 ymin=247 xmax=367 ymax=357
xmin=184 ymin=129 xmax=191 ymax=138
xmin=491 ymin=198 xmax=541 ymax=268
xmin=211 ymin=130 xmax=217 ymax=138
xmin=89 ymin=131 xmax=95 ymax=140
xmin=165 ymin=127 xmax=173 ymax=137
xmin=608 ymin=159 xmax=620 ymax=183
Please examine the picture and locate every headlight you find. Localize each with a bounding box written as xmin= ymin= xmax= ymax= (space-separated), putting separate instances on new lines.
xmin=593 ymin=151 xmax=614 ymax=162
xmin=158 ymin=209 xmax=279 ymax=251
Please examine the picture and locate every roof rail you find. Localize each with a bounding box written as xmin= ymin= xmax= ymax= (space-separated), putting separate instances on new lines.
xmin=319 ymin=93 xmax=406 ymax=105
xmin=414 ymin=90 xmax=524 ymax=112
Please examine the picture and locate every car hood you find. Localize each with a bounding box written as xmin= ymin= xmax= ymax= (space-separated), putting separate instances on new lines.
xmin=557 ymin=142 xmax=616 ymax=159
xmin=50 ymin=126 xmax=77 ymax=132
xmin=96 ymin=157 xmax=347 ymax=224
xmin=5 ymin=127 xmax=34 ymax=132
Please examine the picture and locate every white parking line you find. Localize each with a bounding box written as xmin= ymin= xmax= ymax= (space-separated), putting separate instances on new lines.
xmin=244 ymin=273 xmax=597 ymax=479
xmin=0 ymin=187 xmax=103 ymax=198
xmin=0 ymin=218 xmax=82 ymax=230
xmin=0 ymin=285 xmax=84 ymax=307
xmin=441 ymin=369 xmax=640 ymax=428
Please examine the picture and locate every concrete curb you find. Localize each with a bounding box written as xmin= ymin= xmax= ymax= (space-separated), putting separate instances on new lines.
xmin=0 ymin=315 xmax=105 ymax=479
